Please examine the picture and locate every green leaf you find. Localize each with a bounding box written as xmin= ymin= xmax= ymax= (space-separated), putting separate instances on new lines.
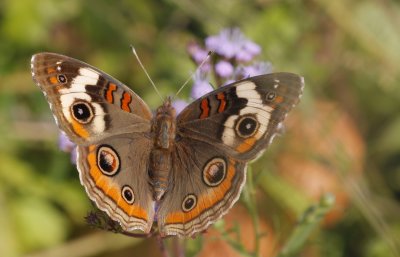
xmin=10 ymin=196 xmax=69 ymax=252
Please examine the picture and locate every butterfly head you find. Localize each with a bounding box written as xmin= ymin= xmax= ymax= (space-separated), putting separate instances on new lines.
xmin=157 ymin=96 xmax=176 ymax=117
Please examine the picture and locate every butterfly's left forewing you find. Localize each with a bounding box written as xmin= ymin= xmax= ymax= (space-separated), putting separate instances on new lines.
xmin=176 ymin=72 xmax=304 ymax=161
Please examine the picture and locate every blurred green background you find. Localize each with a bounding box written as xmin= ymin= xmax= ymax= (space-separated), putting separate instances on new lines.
xmin=1 ymin=0 xmax=400 ymax=257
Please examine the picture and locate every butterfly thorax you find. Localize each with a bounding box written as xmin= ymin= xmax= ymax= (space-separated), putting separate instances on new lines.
xmin=149 ymin=99 xmax=176 ymax=201
xmin=152 ymin=99 xmax=176 ymax=149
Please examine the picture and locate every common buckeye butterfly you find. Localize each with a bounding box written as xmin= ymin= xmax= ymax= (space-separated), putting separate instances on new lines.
xmin=31 ymin=52 xmax=304 ymax=237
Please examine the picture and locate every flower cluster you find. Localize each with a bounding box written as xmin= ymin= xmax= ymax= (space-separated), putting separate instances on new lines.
xmin=186 ymin=27 xmax=273 ymax=101
xmin=58 ymin=132 xmax=77 ymax=164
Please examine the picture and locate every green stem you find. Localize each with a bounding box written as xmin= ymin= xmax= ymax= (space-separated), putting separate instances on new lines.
xmin=243 ymin=166 xmax=261 ymax=257
xmin=276 ymin=193 xmax=335 ymax=257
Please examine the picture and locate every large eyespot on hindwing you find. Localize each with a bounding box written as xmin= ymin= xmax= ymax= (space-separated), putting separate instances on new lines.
xmin=97 ymin=145 xmax=121 ymax=176
xmin=202 ymin=157 xmax=227 ymax=187
xmin=121 ymin=185 xmax=135 ymax=204
xmin=182 ymin=194 xmax=197 ymax=212
xmin=235 ymin=114 xmax=260 ymax=138
xmin=70 ymin=100 xmax=94 ymax=124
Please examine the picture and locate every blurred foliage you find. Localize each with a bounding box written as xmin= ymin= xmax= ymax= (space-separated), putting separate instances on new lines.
xmin=1 ymin=0 xmax=400 ymax=256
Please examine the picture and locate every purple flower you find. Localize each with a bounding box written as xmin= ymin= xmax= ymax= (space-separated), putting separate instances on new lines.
xmin=59 ymin=132 xmax=77 ymax=164
xmin=70 ymin=148 xmax=77 ymax=164
xmin=205 ymin=28 xmax=261 ymax=61
xmin=236 ymin=61 xmax=273 ymax=78
xmin=191 ymin=80 xmax=213 ymax=99
xmin=187 ymin=42 xmax=209 ymax=64
xmin=59 ymin=132 xmax=75 ymax=151
xmin=222 ymin=79 xmax=235 ymax=86
xmin=236 ymin=41 xmax=261 ymax=61
xmin=191 ymin=70 xmax=214 ymax=99
xmin=172 ymin=99 xmax=188 ymax=114
xmin=215 ymin=61 xmax=234 ymax=78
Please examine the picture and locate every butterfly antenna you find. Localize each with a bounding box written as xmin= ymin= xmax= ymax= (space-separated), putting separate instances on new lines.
xmin=130 ymin=45 xmax=164 ymax=101
xmin=174 ymin=51 xmax=213 ymax=99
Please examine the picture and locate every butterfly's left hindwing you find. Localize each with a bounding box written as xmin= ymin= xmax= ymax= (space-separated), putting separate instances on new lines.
xmin=157 ymin=138 xmax=247 ymax=237
xmin=31 ymin=53 xmax=153 ymax=145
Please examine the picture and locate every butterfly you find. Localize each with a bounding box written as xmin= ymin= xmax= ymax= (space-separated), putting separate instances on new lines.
xmin=31 ymin=52 xmax=304 ymax=237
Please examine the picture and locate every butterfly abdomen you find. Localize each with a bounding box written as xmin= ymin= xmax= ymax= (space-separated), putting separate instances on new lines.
xmin=149 ymin=100 xmax=177 ymax=201
xmin=149 ymin=149 xmax=171 ymax=201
